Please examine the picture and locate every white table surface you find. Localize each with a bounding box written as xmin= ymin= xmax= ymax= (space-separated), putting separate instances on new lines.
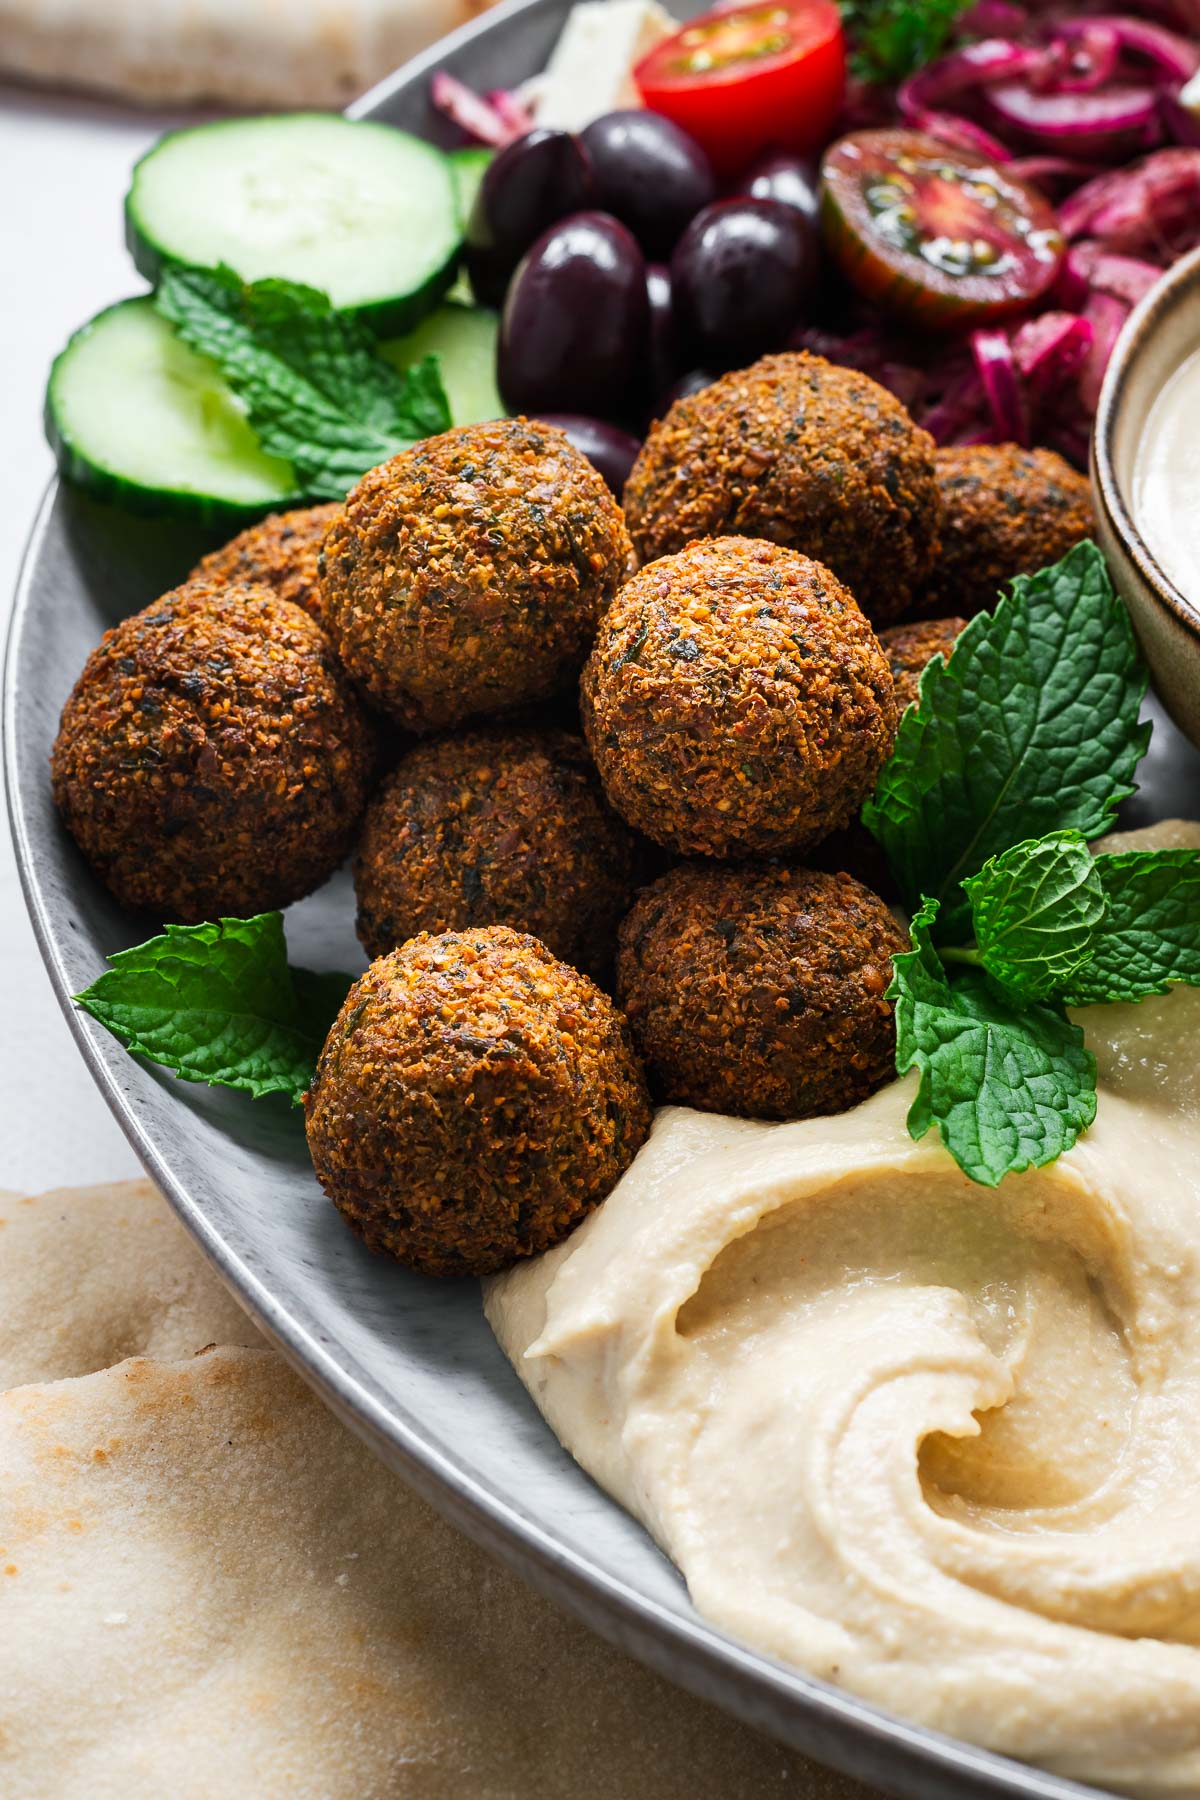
xmin=1 ymin=83 xmax=196 ymax=1192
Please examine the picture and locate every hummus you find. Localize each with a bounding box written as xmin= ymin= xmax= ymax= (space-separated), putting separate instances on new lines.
xmin=487 ymin=822 xmax=1200 ymax=1798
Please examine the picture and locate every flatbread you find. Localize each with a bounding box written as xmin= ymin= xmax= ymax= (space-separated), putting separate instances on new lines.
xmin=0 ymin=1179 xmax=254 ymax=1390
xmin=0 ymin=1179 xmax=873 ymax=1799
xmin=0 ymin=0 xmax=498 ymax=109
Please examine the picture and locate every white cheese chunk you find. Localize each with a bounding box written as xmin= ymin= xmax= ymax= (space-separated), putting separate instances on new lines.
xmin=530 ymin=0 xmax=675 ymax=132
xmin=1178 ymin=65 xmax=1200 ymax=123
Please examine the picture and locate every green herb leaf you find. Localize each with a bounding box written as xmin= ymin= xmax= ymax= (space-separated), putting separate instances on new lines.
xmin=962 ymin=831 xmax=1106 ymax=1003
xmin=156 ymin=264 xmax=451 ymax=499
xmin=863 ymin=542 xmax=1149 ymax=942
xmin=74 ymin=914 xmax=352 ymax=1104
xmin=1062 ymin=848 xmax=1200 ymax=1005
xmin=839 ymin=0 xmax=970 ymax=83
xmin=891 ymin=898 xmax=1098 ymax=1186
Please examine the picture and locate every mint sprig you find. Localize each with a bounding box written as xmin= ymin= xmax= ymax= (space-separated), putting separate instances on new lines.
xmin=868 ymin=540 xmax=1200 ymax=1186
xmin=1062 ymin=849 xmax=1200 ymax=1005
xmin=961 ymin=832 xmax=1106 ymax=1004
xmin=75 ymin=914 xmax=351 ymax=1103
xmin=863 ymin=543 xmax=1149 ymax=943
xmin=840 ymin=0 xmax=971 ymax=84
xmin=156 ymin=264 xmax=451 ymax=499
xmin=891 ymin=899 xmax=1097 ymax=1186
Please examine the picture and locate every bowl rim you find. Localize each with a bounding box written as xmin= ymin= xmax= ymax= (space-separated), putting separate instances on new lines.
xmin=1092 ymin=240 xmax=1200 ymax=642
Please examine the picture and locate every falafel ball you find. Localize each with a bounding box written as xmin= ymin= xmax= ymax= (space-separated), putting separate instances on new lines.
xmin=919 ymin=444 xmax=1094 ymax=617
xmin=623 ymin=352 xmax=941 ymax=623
xmin=580 ymin=536 xmax=898 ymax=859
xmin=320 ymin=419 xmax=633 ymax=733
xmin=51 ymin=581 xmax=373 ymax=920
xmin=355 ymin=729 xmax=639 ymax=979
xmin=304 ymin=925 xmax=652 ymax=1276
xmin=880 ymin=615 xmax=968 ymax=712
xmin=617 ymin=863 xmax=909 ymax=1120
xmin=189 ymin=503 xmax=341 ymax=627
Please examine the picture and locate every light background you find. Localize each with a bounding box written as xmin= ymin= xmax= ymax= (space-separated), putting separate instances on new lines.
xmin=1 ymin=84 xmax=189 ymax=1190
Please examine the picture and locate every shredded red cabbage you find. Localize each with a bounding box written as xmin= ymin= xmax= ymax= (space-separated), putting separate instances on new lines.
xmin=893 ymin=9 xmax=1199 ymax=163
xmin=485 ymin=88 xmax=536 ymax=137
xmin=430 ymin=72 xmax=528 ymax=146
xmin=1079 ymin=288 xmax=1131 ymax=408
xmin=1059 ymin=147 xmax=1200 ymax=253
xmin=1007 ymin=153 xmax=1103 ymax=192
xmin=832 ymin=5 xmax=1200 ymax=464
xmin=971 ymin=327 xmax=1032 ymax=442
xmin=1057 ymin=241 xmax=1162 ymax=304
xmin=898 ymin=38 xmax=1043 ymax=122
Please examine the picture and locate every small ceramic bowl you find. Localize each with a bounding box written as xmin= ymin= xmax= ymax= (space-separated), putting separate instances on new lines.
xmin=1092 ymin=242 xmax=1200 ymax=749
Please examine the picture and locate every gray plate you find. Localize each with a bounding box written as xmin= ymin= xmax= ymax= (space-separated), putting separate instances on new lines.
xmin=8 ymin=8 xmax=1200 ymax=1794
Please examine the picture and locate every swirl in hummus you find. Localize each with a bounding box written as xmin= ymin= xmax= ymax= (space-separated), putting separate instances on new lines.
xmin=487 ymin=821 xmax=1200 ymax=1799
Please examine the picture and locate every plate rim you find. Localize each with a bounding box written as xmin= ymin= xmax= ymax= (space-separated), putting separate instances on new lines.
xmin=2 ymin=24 xmax=1113 ymax=1798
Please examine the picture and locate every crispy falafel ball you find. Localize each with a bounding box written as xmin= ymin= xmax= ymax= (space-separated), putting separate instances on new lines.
xmin=623 ymin=352 xmax=941 ymax=622
xmin=880 ymin=615 xmax=968 ymax=712
xmin=51 ymin=581 xmax=373 ymax=920
xmin=189 ymin=503 xmax=341 ymax=627
xmin=355 ymin=729 xmax=638 ymax=979
xmin=919 ymin=444 xmax=1094 ymax=617
xmin=617 ymin=863 xmax=909 ymax=1120
xmin=320 ymin=420 xmax=633 ymax=733
xmin=304 ymin=926 xmax=652 ymax=1276
xmin=580 ymin=537 xmax=898 ymax=859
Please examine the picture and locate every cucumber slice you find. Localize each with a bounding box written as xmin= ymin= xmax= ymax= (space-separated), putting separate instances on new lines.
xmin=451 ymin=147 xmax=493 ymax=226
xmin=46 ymin=298 xmax=297 ymax=525
xmin=126 ymin=114 xmax=461 ymax=336
xmin=381 ymin=304 xmax=504 ymax=428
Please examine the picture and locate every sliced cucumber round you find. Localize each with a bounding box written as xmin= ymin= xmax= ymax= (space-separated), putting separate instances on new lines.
xmin=46 ymin=298 xmax=297 ymax=526
xmin=126 ymin=114 xmax=461 ymax=336
xmin=381 ymin=303 xmax=504 ymax=428
xmin=451 ymin=147 xmax=493 ymax=227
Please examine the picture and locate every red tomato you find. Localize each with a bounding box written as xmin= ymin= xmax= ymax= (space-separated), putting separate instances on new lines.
xmin=634 ymin=0 xmax=845 ymax=179
xmin=821 ymin=130 xmax=1065 ymax=327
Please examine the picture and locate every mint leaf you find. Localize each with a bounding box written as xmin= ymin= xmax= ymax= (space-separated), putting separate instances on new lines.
xmin=1063 ymin=848 xmax=1200 ymax=1005
xmin=840 ymin=0 xmax=970 ymax=83
xmin=962 ymin=831 xmax=1106 ymax=1003
xmin=74 ymin=914 xmax=352 ymax=1103
xmin=156 ymin=264 xmax=451 ymax=498
xmin=863 ymin=542 xmax=1149 ymax=943
xmin=892 ymin=898 xmax=1097 ymax=1185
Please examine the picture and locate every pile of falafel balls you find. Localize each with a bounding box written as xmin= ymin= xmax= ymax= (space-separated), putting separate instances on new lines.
xmin=52 ymin=353 xmax=1093 ymax=1278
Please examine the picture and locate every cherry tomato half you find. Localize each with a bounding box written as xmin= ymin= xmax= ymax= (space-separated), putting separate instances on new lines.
xmin=634 ymin=0 xmax=845 ymax=180
xmin=820 ymin=129 xmax=1065 ymax=328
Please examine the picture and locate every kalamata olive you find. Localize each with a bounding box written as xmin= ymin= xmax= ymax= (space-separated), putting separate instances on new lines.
xmin=499 ymin=211 xmax=649 ymax=418
xmin=466 ymin=128 xmax=592 ymax=307
xmin=533 ymin=413 xmax=642 ymax=496
xmin=645 ymin=263 xmax=678 ymax=404
xmin=671 ymin=198 xmax=821 ymax=365
xmin=579 ymin=110 xmax=715 ymax=256
xmin=742 ymin=151 xmax=821 ymax=227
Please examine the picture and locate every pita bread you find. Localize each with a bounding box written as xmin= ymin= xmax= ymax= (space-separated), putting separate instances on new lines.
xmin=0 ymin=1180 xmax=254 ymax=1390
xmin=0 ymin=0 xmax=499 ymax=110
xmin=0 ymin=1180 xmax=873 ymax=1799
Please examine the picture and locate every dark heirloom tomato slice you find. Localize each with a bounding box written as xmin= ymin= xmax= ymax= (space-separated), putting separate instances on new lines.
xmin=634 ymin=0 xmax=845 ymax=179
xmin=820 ymin=129 xmax=1065 ymax=328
